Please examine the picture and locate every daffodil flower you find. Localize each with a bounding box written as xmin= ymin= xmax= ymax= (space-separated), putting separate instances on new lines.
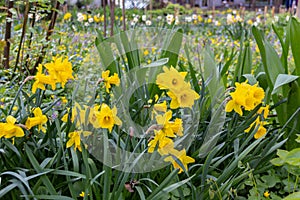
xmin=0 ymin=116 xmax=24 ymax=139
xmin=26 ymin=107 xmax=48 ymax=132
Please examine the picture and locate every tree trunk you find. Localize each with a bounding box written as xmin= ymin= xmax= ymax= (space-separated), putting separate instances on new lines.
xmin=110 ymin=0 xmax=115 ymax=36
xmin=3 ymin=0 xmax=14 ymax=69
xmin=33 ymin=0 xmax=60 ymax=74
xmin=122 ymin=0 xmax=126 ymax=31
xmin=14 ymin=0 xmax=29 ymax=73
xmin=103 ymin=0 xmax=107 ymax=37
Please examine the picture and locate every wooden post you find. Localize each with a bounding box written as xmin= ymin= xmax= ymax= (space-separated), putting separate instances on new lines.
xmin=272 ymin=6 xmax=275 ymax=17
xmin=3 ymin=0 xmax=14 ymax=69
xmin=264 ymin=5 xmax=268 ymax=24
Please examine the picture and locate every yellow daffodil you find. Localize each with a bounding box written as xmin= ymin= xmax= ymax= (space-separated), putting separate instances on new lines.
xmin=96 ymin=103 xmax=122 ymax=132
xmin=143 ymin=49 xmax=149 ymax=56
xmin=101 ymin=70 xmax=120 ymax=93
xmin=32 ymin=64 xmax=56 ymax=93
xmin=62 ymin=103 xmax=86 ymax=127
xmin=258 ymin=105 xmax=269 ymax=119
xmin=225 ymin=99 xmax=243 ymax=116
xmin=148 ymin=130 xmax=174 ymax=153
xmin=226 ymin=81 xmax=265 ymax=115
xmin=169 ymin=118 xmax=183 ymax=136
xmin=0 ymin=116 xmax=24 ymax=139
xmin=79 ymin=191 xmax=85 ymax=197
xmin=89 ymin=105 xmax=101 ymax=128
xmin=66 ymin=131 xmax=91 ymax=152
xmin=156 ymin=66 xmax=188 ymax=93
xmin=154 ymin=101 xmax=167 ymax=113
xmin=156 ymin=111 xmax=176 ymax=137
xmin=164 ymin=148 xmax=195 ymax=174
xmin=264 ymin=191 xmax=270 ymax=198
xmin=63 ymin=12 xmax=72 ymax=20
xmin=25 ymin=107 xmax=48 ymax=132
xmin=167 ymin=86 xmax=200 ymax=109
xmin=44 ymin=56 xmax=74 ymax=88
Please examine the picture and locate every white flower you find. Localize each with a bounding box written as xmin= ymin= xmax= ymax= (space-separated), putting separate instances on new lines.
xmin=274 ymin=16 xmax=279 ymax=22
xmin=88 ymin=17 xmax=94 ymax=23
xmin=133 ymin=17 xmax=139 ymax=23
xmin=232 ymin=10 xmax=237 ymax=15
xmin=131 ymin=21 xmax=136 ymax=26
xmin=166 ymin=14 xmax=174 ymax=21
xmin=77 ymin=13 xmax=84 ymax=22
xmin=72 ymin=25 xmax=77 ymax=31
xmin=157 ymin=16 xmax=162 ymax=21
xmin=286 ymin=15 xmax=290 ymax=22
xmin=146 ymin=20 xmax=152 ymax=26
xmin=256 ymin=16 xmax=261 ymax=23
xmin=253 ymin=21 xmax=258 ymax=26
xmin=214 ymin=20 xmax=220 ymax=26
xmin=142 ymin=15 xmax=147 ymax=21
xmin=175 ymin=16 xmax=179 ymax=25
xmin=84 ymin=22 xmax=89 ymax=26
xmin=185 ymin=16 xmax=192 ymax=22
xmin=227 ymin=14 xmax=234 ymax=24
xmin=192 ymin=14 xmax=197 ymax=20
xmin=208 ymin=15 xmax=213 ymax=19
xmin=236 ymin=15 xmax=242 ymax=22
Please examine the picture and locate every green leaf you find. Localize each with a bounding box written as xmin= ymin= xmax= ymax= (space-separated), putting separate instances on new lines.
xmin=243 ymin=74 xmax=257 ymax=85
xmin=283 ymin=191 xmax=300 ymax=200
xmin=285 ymin=148 xmax=300 ymax=166
xmin=272 ymin=74 xmax=299 ymax=94
xmin=160 ymin=27 xmax=183 ymax=67
xmin=252 ymin=26 xmax=285 ymax=89
xmin=290 ymin=17 xmax=300 ymax=75
xmin=277 ymin=149 xmax=289 ymax=159
xmin=150 ymin=175 xmax=195 ymax=200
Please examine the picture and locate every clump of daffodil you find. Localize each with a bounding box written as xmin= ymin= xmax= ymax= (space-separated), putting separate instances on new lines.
xmin=0 ymin=116 xmax=24 ymax=139
xmin=26 ymin=107 xmax=48 ymax=133
xmin=156 ymin=66 xmax=200 ymax=109
xmin=62 ymin=102 xmax=122 ymax=133
xmin=66 ymin=131 xmax=91 ymax=152
xmin=44 ymin=56 xmax=74 ymax=88
xmin=101 ymin=70 xmax=120 ymax=93
xmin=225 ymin=81 xmax=265 ymax=116
xmin=32 ymin=56 xmax=74 ymax=93
xmin=147 ymin=110 xmax=194 ymax=173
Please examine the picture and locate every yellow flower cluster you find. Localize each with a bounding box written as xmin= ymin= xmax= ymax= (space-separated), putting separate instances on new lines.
xmin=32 ymin=56 xmax=74 ymax=93
xmin=63 ymin=12 xmax=72 ymax=21
xmin=0 ymin=116 xmax=24 ymax=139
xmin=63 ymin=103 xmax=122 ymax=151
xmin=225 ymin=81 xmax=269 ymax=139
xmin=225 ymin=81 xmax=265 ymax=116
xmin=156 ymin=66 xmax=200 ymax=109
xmin=147 ymin=67 xmax=199 ymax=173
xmin=148 ymin=110 xmax=194 ymax=174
